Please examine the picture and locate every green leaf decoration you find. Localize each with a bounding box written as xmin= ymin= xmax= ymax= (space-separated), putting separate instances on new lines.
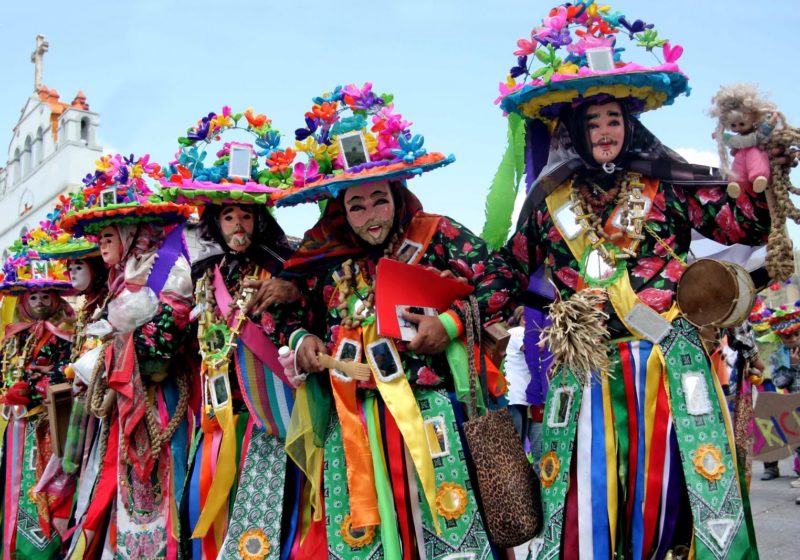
xmin=480 ymin=113 xmax=526 ymax=249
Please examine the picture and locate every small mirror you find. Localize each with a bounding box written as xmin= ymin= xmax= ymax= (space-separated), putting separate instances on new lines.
xmin=100 ymin=188 xmax=117 ymax=207
xmin=338 ymin=131 xmax=370 ymax=169
xmin=227 ymin=142 xmax=253 ymax=180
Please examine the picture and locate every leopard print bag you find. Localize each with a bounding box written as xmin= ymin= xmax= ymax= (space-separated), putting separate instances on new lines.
xmin=462 ymin=298 xmax=542 ymax=548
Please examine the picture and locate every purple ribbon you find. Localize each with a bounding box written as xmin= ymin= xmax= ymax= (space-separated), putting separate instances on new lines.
xmin=523 ymin=271 xmax=554 ymax=406
xmin=146 ymin=223 xmax=189 ymax=295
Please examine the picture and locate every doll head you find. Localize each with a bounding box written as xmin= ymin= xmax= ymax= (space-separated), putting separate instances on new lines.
xmin=777 ymin=329 xmax=800 ymax=349
xmin=708 ymin=83 xmax=785 ymax=176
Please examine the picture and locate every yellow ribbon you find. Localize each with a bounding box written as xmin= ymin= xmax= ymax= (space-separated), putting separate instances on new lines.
xmin=362 ymin=322 xmax=441 ymax=534
xmin=285 ymin=383 xmax=324 ymax=521
xmin=191 ymin=366 xmax=237 ymax=539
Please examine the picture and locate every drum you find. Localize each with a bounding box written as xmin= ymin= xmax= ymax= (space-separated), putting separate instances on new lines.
xmin=676 ymin=259 xmax=756 ymax=329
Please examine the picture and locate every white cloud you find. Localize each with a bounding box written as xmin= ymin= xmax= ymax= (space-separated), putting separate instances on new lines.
xmin=674 ymin=147 xmax=720 ymax=168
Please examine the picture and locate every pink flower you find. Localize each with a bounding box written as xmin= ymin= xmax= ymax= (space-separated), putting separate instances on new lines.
xmin=631 ymin=257 xmax=665 ymax=280
xmin=661 ymin=259 xmax=685 ymax=283
xmin=451 ymin=259 xmax=474 ymax=279
xmin=260 ymin=312 xmax=276 ymax=334
xmin=687 ymin=197 xmax=703 ymax=228
xmin=163 ymin=331 xmax=173 ymax=341
xmin=416 ymin=366 xmax=442 ymax=386
xmin=434 ymin=244 xmax=445 ymax=258
xmin=512 ymin=233 xmax=529 ymax=262
xmin=653 ymin=191 xmax=666 ymax=211
xmin=554 ymin=267 xmax=579 ymax=290
xmin=696 ymin=187 xmax=724 ymax=205
xmin=462 ymin=241 xmax=473 ymax=253
xmin=735 ymin=192 xmax=756 ymax=220
xmin=142 ymin=323 xmax=156 ymax=336
xmin=322 ymin=284 xmax=335 ymax=307
xmin=488 ymin=290 xmax=510 ymax=313
xmin=653 ymin=235 xmax=676 ymax=257
xmin=647 ymin=204 xmax=666 ymax=222
xmin=714 ymin=205 xmax=746 ymax=243
xmin=472 ymin=262 xmax=486 ymax=276
xmin=547 ymin=226 xmax=563 ymax=243
xmin=438 ymin=218 xmax=459 ymax=240
xmin=637 ymin=288 xmax=673 ymax=312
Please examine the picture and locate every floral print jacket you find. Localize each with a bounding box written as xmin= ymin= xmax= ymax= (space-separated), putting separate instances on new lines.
xmin=503 ymin=178 xmax=771 ymax=338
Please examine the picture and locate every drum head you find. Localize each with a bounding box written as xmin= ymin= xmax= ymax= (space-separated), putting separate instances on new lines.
xmin=677 ymin=259 xmax=737 ymax=328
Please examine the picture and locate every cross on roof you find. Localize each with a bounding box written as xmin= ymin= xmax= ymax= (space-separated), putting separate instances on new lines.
xmin=31 ymin=34 xmax=49 ymax=90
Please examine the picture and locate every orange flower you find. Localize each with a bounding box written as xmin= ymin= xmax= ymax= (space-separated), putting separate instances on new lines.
xmin=245 ymin=108 xmax=271 ymax=129
xmin=266 ymin=149 xmax=296 ymax=174
xmin=305 ymin=102 xmax=338 ymax=123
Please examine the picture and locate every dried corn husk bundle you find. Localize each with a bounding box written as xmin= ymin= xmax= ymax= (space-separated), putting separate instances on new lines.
xmin=543 ymin=288 xmax=610 ymax=383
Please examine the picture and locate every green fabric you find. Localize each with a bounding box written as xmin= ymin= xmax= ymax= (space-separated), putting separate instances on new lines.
xmin=444 ymin=339 xmax=485 ymax=417
xmin=228 ymin=411 xmax=251 ymax=518
xmin=365 ymin=395 xmax=401 ymax=560
xmin=608 ymin=354 xmax=630 ymax=503
xmin=662 ymin=319 xmax=755 ymax=560
xmin=538 ymin=368 xmax=584 ymax=560
xmin=219 ymin=428 xmax=286 ymax=560
xmin=414 ymin=388 xmax=491 ymax=559
xmin=323 ymin=417 xmax=382 ymax=559
xmin=306 ymin=373 xmax=331 ymax=448
xmin=16 ymin=419 xmax=60 ymax=559
xmin=480 ymin=112 xmax=526 ymax=249
xmin=437 ymin=312 xmax=460 ymax=341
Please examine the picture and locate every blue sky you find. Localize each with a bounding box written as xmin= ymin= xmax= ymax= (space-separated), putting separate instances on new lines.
xmin=1 ymin=0 xmax=798 ymax=242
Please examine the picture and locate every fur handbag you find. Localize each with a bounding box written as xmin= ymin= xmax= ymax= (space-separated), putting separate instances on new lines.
xmin=462 ymin=298 xmax=542 ymax=548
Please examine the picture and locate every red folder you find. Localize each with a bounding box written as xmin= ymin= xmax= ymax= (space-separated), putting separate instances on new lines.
xmin=375 ymin=258 xmax=474 ymax=339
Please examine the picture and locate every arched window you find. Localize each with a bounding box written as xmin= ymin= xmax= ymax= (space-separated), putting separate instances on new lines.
xmin=80 ymin=118 xmax=89 ymax=143
xmin=12 ymin=148 xmax=21 ymax=184
xmin=34 ymin=127 xmax=44 ymax=165
xmin=21 ymin=136 xmax=32 ymax=176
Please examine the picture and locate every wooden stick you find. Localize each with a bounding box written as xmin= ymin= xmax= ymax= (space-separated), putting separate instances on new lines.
xmin=317 ymin=353 xmax=372 ymax=382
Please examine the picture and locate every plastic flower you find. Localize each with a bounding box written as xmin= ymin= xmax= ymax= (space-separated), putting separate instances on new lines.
xmin=245 ymin=108 xmax=271 ymax=129
xmin=390 ymin=134 xmax=426 ymax=163
xmin=342 ymin=83 xmax=381 ymax=111
xmin=567 ymin=33 xmax=614 ymax=55
xmin=210 ymin=106 xmax=233 ymax=132
xmin=292 ymin=159 xmax=320 ymax=187
xmin=294 ymin=137 xmax=329 ymax=159
xmin=266 ymin=148 xmax=296 ymax=174
xmin=494 ymin=80 xmax=523 ymax=105
xmin=371 ymin=105 xmax=410 ymax=136
xmin=312 ymin=86 xmax=343 ymax=105
xmin=514 ymin=36 xmax=537 ymax=56
xmin=305 ymin=102 xmax=339 ymax=124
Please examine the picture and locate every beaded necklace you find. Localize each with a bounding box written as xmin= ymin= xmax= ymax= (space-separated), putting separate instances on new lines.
xmin=336 ymin=227 xmax=404 ymax=329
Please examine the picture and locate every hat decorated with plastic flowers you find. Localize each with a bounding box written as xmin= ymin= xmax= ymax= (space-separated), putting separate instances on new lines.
xmin=60 ymin=153 xmax=192 ymax=237
xmin=764 ymin=301 xmax=800 ymax=336
xmin=25 ymin=198 xmax=99 ymax=260
xmin=274 ymin=83 xmax=454 ymax=207
xmin=0 ymin=237 xmax=73 ymax=295
xmin=160 ymin=106 xmax=286 ymax=207
xmin=496 ymin=2 xmax=689 ymax=122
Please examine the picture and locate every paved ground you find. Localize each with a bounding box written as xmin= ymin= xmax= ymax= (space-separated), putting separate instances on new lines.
xmin=514 ymin=456 xmax=800 ymax=559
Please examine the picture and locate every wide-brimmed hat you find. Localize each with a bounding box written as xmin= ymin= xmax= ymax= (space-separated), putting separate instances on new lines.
xmin=24 ymin=200 xmax=99 ymax=260
xmin=274 ymin=83 xmax=454 ymax=207
xmin=0 ymin=237 xmax=73 ymax=295
xmin=160 ymin=106 xmax=287 ymax=207
xmin=60 ymin=153 xmax=192 ymax=237
xmin=496 ymin=3 xmax=689 ymax=122
xmin=764 ymin=301 xmax=800 ymax=336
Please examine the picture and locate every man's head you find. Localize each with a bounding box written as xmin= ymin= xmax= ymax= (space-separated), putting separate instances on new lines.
xmin=584 ymin=101 xmax=625 ymax=164
xmin=98 ymin=225 xmax=123 ymax=266
xmin=343 ymin=181 xmax=396 ymax=246
xmin=68 ymin=259 xmax=94 ymax=293
xmin=777 ymin=329 xmax=800 ymax=349
xmin=24 ymin=291 xmax=57 ymax=320
xmin=219 ymin=205 xmax=255 ymax=252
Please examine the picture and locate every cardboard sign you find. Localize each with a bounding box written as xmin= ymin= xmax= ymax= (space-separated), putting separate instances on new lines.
xmin=751 ymin=391 xmax=800 ymax=462
xmin=375 ymin=258 xmax=474 ymax=340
